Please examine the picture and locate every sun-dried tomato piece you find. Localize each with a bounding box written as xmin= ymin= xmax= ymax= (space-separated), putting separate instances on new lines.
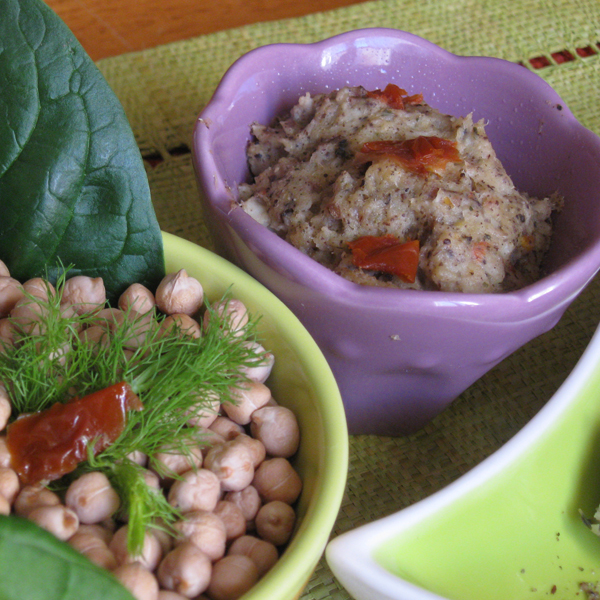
xmin=7 ymin=382 xmax=143 ymax=485
xmin=348 ymin=235 xmax=420 ymax=283
xmin=360 ymin=136 xmax=461 ymax=176
xmin=367 ymin=84 xmax=423 ymax=109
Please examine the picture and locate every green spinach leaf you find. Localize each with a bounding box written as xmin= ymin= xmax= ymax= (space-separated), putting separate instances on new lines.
xmin=0 ymin=0 xmax=165 ymax=304
xmin=0 ymin=516 xmax=134 ymax=600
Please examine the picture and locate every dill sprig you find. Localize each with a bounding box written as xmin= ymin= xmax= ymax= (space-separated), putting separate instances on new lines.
xmin=0 ymin=276 xmax=268 ymax=554
xmin=88 ymin=455 xmax=183 ymax=553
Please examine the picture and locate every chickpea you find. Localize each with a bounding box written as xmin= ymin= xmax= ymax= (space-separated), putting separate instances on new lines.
xmin=229 ymin=434 xmax=266 ymax=469
xmin=157 ymin=542 xmax=212 ymax=598
xmin=208 ymin=416 xmax=244 ymax=441
xmin=239 ymin=342 xmax=274 ymax=383
xmin=252 ymin=458 xmax=302 ymax=504
xmin=173 ymin=510 xmax=227 ymax=562
xmin=112 ymin=562 xmax=159 ymax=600
xmin=224 ymin=486 xmax=262 ymax=524
xmin=0 ymin=436 xmax=10 ymax=468
xmin=228 ymin=535 xmax=278 ymax=577
xmin=68 ymin=531 xmax=118 ymax=570
xmin=119 ymin=283 xmax=156 ymax=315
xmin=141 ymin=468 xmax=161 ymax=491
xmin=76 ymin=523 xmax=114 ymax=545
xmin=0 ymin=384 xmax=11 ymax=431
xmin=60 ymin=302 xmax=80 ymax=325
xmin=160 ymin=314 xmax=202 ymax=339
xmin=120 ymin=347 xmax=138 ymax=369
xmin=127 ymin=450 xmax=148 ymax=467
xmin=61 ymin=275 xmax=106 ymax=315
xmin=14 ymin=484 xmax=61 ymax=517
xmin=0 ymin=260 xmax=8 ymax=277
xmin=0 ymin=276 xmax=24 ymax=318
xmin=167 ymin=468 xmax=221 ymax=513
xmin=150 ymin=520 xmax=174 ymax=556
xmin=158 ymin=592 xmax=189 ymax=600
xmin=223 ymin=381 xmax=271 ymax=425
xmin=203 ymin=299 xmax=248 ymax=337
xmin=250 ymin=406 xmax=300 ymax=458
xmin=207 ymin=555 xmax=259 ymax=600
xmin=122 ymin=312 xmax=156 ymax=350
xmin=23 ymin=277 xmax=55 ymax=301
xmin=41 ymin=339 xmax=70 ymax=366
xmin=109 ymin=525 xmax=163 ymax=571
xmin=28 ymin=504 xmax=79 ymax=541
xmin=10 ymin=295 xmax=49 ymax=335
xmin=92 ymin=307 xmax=126 ymax=332
xmin=78 ymin=325 xmax=111 ymax=353
xmin=66 ymin=471 xmax=121 ymax=524
xmin=0 ymin=493 xmax=10 ymax=515
xmin=0 ymin=318 xmax=15 ymax=349
xmin=197 ymin=427 xmax=226 ymax=455
xmin=185 ymin=394 xmax=220 ymax=429
xmin=204 ymin=440 xmax=255 ymax=493
xmin=213 ymin=500 xmax=246 ymax=541
xmin=0 ymin=467 xmax=20 ymax=504
xmin=155 ymin=270 xmax=203 ymax=316
xmin=255 ymin=500 xmax=295 ymax=546
xmin=151 ymin=443 xmax=203 ymax=485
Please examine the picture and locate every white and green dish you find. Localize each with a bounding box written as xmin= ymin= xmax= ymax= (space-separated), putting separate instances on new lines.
xmin=327 ymin=319 xmax=600 ymax=599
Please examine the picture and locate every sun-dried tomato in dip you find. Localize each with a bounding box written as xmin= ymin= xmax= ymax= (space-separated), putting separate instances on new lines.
xmin=7 ymin=381 xmax=142 ymax=485
xmin=360 ymin=136 xmax=461 ymax=176
xmin=239 ymin=85 xmax=562 ymax=293
xmin=366 ymin=83 xmax=423 ymax=109
xmin=349 ymin=235 xmax=420 ymax=283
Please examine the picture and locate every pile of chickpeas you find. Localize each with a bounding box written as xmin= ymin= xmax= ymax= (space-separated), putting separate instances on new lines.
xmin=0 ymin=260 xmax=302 ymax=600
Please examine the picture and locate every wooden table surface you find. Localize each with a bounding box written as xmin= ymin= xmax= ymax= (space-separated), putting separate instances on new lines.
xmin=44 ymin=0 xmax=369 ymax=61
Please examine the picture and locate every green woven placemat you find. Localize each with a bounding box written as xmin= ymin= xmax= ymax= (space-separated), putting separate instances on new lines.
xmin=95 ymin=1 xmax=600 ymax=597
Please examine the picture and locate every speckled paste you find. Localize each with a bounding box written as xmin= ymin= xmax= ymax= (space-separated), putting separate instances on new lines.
xmin=239 ymin=86 xmax=561 ymax=293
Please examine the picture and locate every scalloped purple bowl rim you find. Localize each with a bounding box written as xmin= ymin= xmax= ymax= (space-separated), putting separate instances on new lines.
xmin=194 ymin=28 xmax=600 ymax=324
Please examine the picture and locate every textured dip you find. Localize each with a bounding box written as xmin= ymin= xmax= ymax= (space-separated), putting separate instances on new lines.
xmin=238 ymin=85 xmax=562 ymax=293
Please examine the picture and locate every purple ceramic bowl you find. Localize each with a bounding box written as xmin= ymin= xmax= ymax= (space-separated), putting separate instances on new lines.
xmin=193 ymin=28 xmax=600 ymax=436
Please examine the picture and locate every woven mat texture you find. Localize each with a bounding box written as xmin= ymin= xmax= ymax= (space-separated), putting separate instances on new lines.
xmin=96 ymin=1 xmax=600 ymax=597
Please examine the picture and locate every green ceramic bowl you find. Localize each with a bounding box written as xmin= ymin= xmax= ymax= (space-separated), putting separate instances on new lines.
xmin=327 ymin=320 xmax=600 ymax=599
xmin=0 ymin=233 xmax=348 ymax=600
